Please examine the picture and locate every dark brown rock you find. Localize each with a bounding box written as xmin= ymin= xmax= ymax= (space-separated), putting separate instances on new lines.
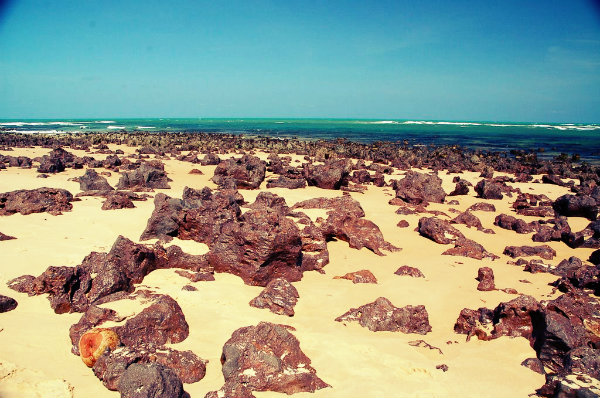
xmin=303 ymin=158 xmax=352 ymax=190
xmin=394 ymin=266 xmax=425 ymax=278
xmin=451 ymin=211 xmax=489 ymax=232
xmin=467 ymin=202 xmax=496 ymax=212
xmin=208 ymin=322 xmax=329 ymax=397
xmin=494 ymin=214 xmax=535 ymax=234
xmin=503 ymin=245 xmax=556 ymax=260
xmin=0 ymin=231 xmax=16 ymax=240
xmin=394 ymin=171 xmax=446 ymax=204
xmin=249 ymin=278 xmax=299 ymax=316
xmin=101 ymin=192 xmax=135 ymax=210
xmin=474 ymin=179 xmax=504 ymax=200
xmin=266 ymin=175 xmax=307 ymax=189
xmin=563 ymin=220 xmax=600 ymax=249
xmin=0 ymin=187 xmax=73 ymax=216
xmin=442 ymin=238 xmax=499 ymax=260
xmin=93 ymin=344 xmax=206 ymax=390
xmin=476 ymin=267 xmax=495 ymax=291
xmin=333 ymin=270 xmax=378 ymax=284
xmin=118 ymin=362 xmax=185 ymax=398
xmin=199 ymin=153 xmax=221 ymax=166
xmin=521 ymin=358 xmax=545 ymax=374
xmin=335 ymin=297 xmax=431 ymax=334
xmin=553 ymin=194 xmax=598 ymax=220
xmin=212 ymin=155 xmax=266 ymax=189
xmin=418 ymin=217 xmax=464 ymax=244
xmin=449 ymin=179 xmax=471 ymax=196
xmin=79 ymin=168 xmax=114 ymax=191
xmin=116 ymin=163 xmax=171 ymax=190
xmin=397 ymin=220 xmax=409 ymax=228
xmin=0 ymin=294 xmax=18 ymax=313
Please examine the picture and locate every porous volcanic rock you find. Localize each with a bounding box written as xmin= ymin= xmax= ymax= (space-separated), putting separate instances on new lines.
xmin=118 ymin=362 xmax=185 ymax=398
xmin=494 ymin=214 xmax=535 ymax=234
xmin=553 ymin=194 xmax=598 ymax=220
xmin=207 ymin=322 xmax=329 ymax=397
xmin=467 ymin=202 xmax=496 ymax=212
xmin=212 ymin=155 xmax=266 ymax=189
xmin=79 ymin=168 xmax=114 ymax=191
xmin=303 ymin=158 xmax=352 ymax=190
xmin=451 ymin=211 xmax=491 ymax=233
xmin=249 ymin=278 xmax=299 ymax=316
xmin=0 ymin=187 xmax=74 ymax=216
xmin=474 ymin=179 xmax=504 ymax=200
xmin=394 ymin=266 xmax=425 ymax=278
xmin=449 ymin=179 xmax=471 ymax=196
xmin=563 ymin=220 xmax=600 ymax=249
xmin=335 ymin=297 xmax=431 ymax=334
xmin=101 ymin=192 xmax=135 ymax=210
xmin=199 ymin=153 xmax=221 ymax=166
xmin=0 ymin=294 xmax=18 ymax=313
xmin=93 ymin=344 xmax=206 ymax=390
xmin=476 ymin=267 xmax=495 ymax=291
xmin=116 ymin=163 xmax=171 ymax=190
xmin=503 ymin=245 xmax=557 ymax=260
xmin=393 ymin=170 xmax=446 ymax=204
xmin=532 ymin=217 xmax=571 ymax=243
xmin=266 ymin=175 xmax=307 ymax=189
xmin=333 ymin=269 xmax=378 ymax=284
xmin=36 ymin=147 xmax=77 ymax=173
xmin=549 ymin=256 xmax=600 ymax=292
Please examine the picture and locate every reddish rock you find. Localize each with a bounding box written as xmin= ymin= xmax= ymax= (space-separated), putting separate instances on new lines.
xmin=442 ymin=238 xmax=499 ymax=260
xmin=79 ymin=168 xmax=114 ymax=191
xmin=0 ymin=187 xmax=74 ymax=216
xmin=393 ymin=171 xmax=446 ymax=204
xmin=563 ymin=220 xmax=600 ymax=249
xmin=335 ymin=297 xmax=431 ymax=334
xmin=188 ymin=168 xmax=203 ymax=175
xmin=101 ymin=192 xmax=135 ymax=210
xmin=266 ymin=175 xmax=307 ymax=189
xmin=334 ymin=270 xmax=378 ymax=284
xmin=0 ymin=231 xmax=16 ymax=240
xmin=474 ymin=179 xmax=504 ymax=200
xmin=503 ymin=245 xmax=556 ymax=260
xmin=36 ymin=148 xmax=76 ymax=173
xmin=174 ymin=270 xmax=215 ymax=282
xmin=79 ymin=328 xmax=120 ymax=367
xmin=93 ymin=344 xmax=206 ymax=390
xmin=397 ymin=220 xmax=409 ymax=228
xmin=199 ymin=153 xmax=221 ymax=166
xmin=476 ymin=267 xmax=495 ymax=291
xmin=451 ymin=211 xmax=489 ymax=232
xmin=449 ymin=179 xmax=471 ymax=196
xmin=116 ymin=163 xmax=171 ymax=190
xmin=394 ymin=266 xmax=425 ymax=278
xmin=207 ymin=322 xmax=329 ymax=397
xmin=0 ymin=294 xmax=18 ymax=313
xmin=118 ymin=362 xmax=185 ymax=398
xmin=550 ymin=256 xmax=600 ymax=292
xmin=249 ymin=278 xmax=299 ymax=316
xmin=212 ymin=155 xmax=266 ymax=189
xmin=70 ymin=305 xmax=121 ymax=355
xmin=418 ymin=217 xmax=464 ymax=244
xmin=521 ymin=358 xmax=545 ymax=374
xmin=467 ymin=202 xmax=496 ymax=212
xmin=532 ymin=217 xmax=571 ymax=242
xmin=303 ymin=158 xmax=352 ymax=189
xmin=246 ymin=191 xmax=289 ymax=214
xmin=494 ymin=214 xmax=535 ymax=234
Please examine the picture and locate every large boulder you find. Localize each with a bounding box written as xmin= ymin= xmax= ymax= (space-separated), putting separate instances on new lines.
xmin=553 ymin=194 xmax=598 ymax=220
xmin=0 ymin=187 xmax=74 ymax=216
xmin=335 ymin=297 xmax=431 ymax=334
xmin=207 ymin=322 xmax=329 ymax=397
xmin=212 ymin=155 xmax=266 ymax=189
xmin=78 ymin=168 xmax=114 ymax=191
xmin=303 ymin=158 xmax=352 ymax=190
xmin=393 ymin=171 xmax=446 ymax=204
xmin=116 ymin=163 xmax=171 ymax=190
xmin=474 ymin=179 xmax=504 ymax=200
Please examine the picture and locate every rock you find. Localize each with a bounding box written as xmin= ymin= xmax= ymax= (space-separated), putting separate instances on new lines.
xmin=116 ymin=163 xmax=171 ymax=190
xmin=474 ymin=179 xmax=504 ymax=200
xmin=393 ymin=171 xmax=446 ymax=204
xmin=114 ymin=295 xmax=189 ymax=347
xmin=394 ymin=266 xmax=425 ymax=278
xmin=0 ymin=294 xmax=18 ymax=312
xmin=442 ymin=238 xmax=499 ymax=260
xmin=0 ymin=231 xmax=16 ymax=241
xmin=521 ymin=358 xmax=545 ymax=374
xmin=266 ymin=175 xmax=307 ymax=189
xmin=246 ymin=191 xmax=289 ymax=214
xmin=79 ymin=328 xmax=120 ymax=367
xmin=93 ymin=344 xmax=206 ymax=390
xmin=335 ymin=297 xmax=431 ymax=334
xmin=550 ymin=256 xmax=600 ymax=292
xmin=476 ymin=267 xmax=495 ymax=291
xmin=449 ymin=179 xmax=471 ymax=196
xmin=542 ymin=174 xmax=568 ymax=186
xmin=199 ymin=153 xmax=221 ymax=166
xmin=467 ymin=202 xmax=496 ymax=212
xmin=418 ymin=217 xmax=464 ymax=245
xmin=249 ymin=278 xmax=299 ymax=316
xmin=590 ymin=249 xmax=600 ymax=265
xmin=494 ymin=214 xmax=535 ymax=234
xmin=0 ymin=187 xmax=74 ymax=216
xmin=212 ymin=155 xmax=266 ymax=189
xmin=174 ymin=270 xmax=215 ymax=282
xmin=452 ymin=211 xmax=488 ymax=232
xmin=303 ymin=158 xmax=352 ymax=190
xmin=397 ymin=220 xmax=409 ymax=228
xmin=553 ymin=194 xmax=598 ymax=220
xmin=208 ymin=322 xmax=328 ymax=396
xmin=532 ymin=217 xmax=571 ymax=242
xmin=563 ymin=220 xmax=600 ymax=249
xmin=333 ymin=270 xmax=378 ymax=284
xmin=503 ymin=245 xmax=556 ymax=260
xmin=69 ymin=305 xmax=122 ymax=355
xmin=188 ymin=168 xmax=203 ymax=175
xmin=79 ymin=168 xmax=114 ymax=191
xmin=101 ymin=192 xmax=135 ymax=210
xmin=118 ymin=363 xmax=185 ymax=398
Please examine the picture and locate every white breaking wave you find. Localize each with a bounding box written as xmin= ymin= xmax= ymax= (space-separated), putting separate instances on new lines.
xmin=107 ymin=125 xmax=126 ymax=129
xmin=0 ymin=122 xmax=46 ymax=126
xmin=96 ymin=121 xmax=116 ymax=124
xmin=135 ymin=126 xmax=155 ymax=129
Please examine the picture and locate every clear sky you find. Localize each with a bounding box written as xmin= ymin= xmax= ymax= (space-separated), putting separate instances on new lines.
xmin=0 ymin=0 xmax=599 ymax=122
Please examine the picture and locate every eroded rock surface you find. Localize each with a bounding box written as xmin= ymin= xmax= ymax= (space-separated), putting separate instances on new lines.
xmin=0 ymin=187 xmax=74 ymax=216
xmin=212 ymin=155 xmax=266 ymax=189
xmin=393 ymin=171 xmax=446 ymax=204
xmin=333 ymin=270 xmax=378 ymax=284
xmin=249 ymin=278 xmax=299 ymax=316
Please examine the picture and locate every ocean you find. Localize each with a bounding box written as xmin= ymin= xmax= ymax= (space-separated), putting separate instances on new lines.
xmin=1 ymin=118 xmax=599 ymax=163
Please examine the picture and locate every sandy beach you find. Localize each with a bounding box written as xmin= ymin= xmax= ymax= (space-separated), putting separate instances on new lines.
xmin=0 ymin=139 xmax=598 ymax=398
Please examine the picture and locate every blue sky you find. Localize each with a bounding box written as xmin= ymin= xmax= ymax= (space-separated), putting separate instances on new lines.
xmin=0 ymin=0 xmax=599 ymax=122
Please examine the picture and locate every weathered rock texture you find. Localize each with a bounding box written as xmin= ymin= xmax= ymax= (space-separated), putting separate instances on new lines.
xmin=0 ymin=187 xmax=74 ymax=216
xmin=333 ymin=269 xmax=378 ymax=284
xmin=212 ymin=155 xmax=266 ymax=189
xmin=249 ymin=278 xmax=299 ymax=316
xmin=393 ymin=171 xmax=446 ymax=204
xmin=335 ymin=297 xmax=431 ymax=334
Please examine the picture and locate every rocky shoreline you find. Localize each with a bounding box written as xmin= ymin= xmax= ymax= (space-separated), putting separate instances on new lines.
xmin=0 ymin=131 xmax=599 ymax=397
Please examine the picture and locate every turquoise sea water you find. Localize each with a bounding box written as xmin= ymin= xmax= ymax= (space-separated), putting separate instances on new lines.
xmin=1 ymin=118 xmax=599 ymax=163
